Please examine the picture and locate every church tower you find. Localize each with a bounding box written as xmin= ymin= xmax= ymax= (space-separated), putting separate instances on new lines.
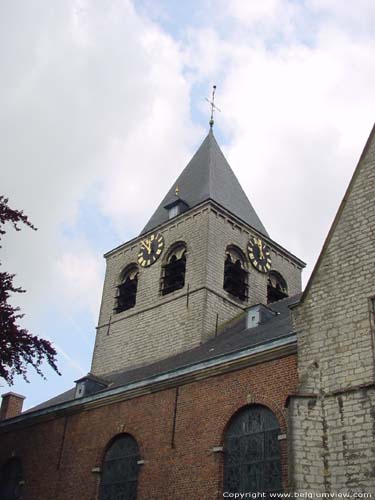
xmin=91 ymin=128 xmax=305 ymax=377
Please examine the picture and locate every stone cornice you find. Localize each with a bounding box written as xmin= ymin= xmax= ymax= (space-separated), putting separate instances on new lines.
xmin=104 ymin=199 xmax=305 ymax=268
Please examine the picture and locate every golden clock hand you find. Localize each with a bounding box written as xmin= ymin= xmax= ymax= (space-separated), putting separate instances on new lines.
xmin=257 ymin=240 xmax=264 ymax=259
xmin=141 ymin=240 xmax=151 ymax=253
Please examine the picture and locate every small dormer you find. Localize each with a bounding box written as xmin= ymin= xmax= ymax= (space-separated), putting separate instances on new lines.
xmin=163 ymin=188 xmax=189 ymax=220
xmin=246 ymin=304 xmax=277 ymax=329
xmin=75 ymin=373 xmax=108 ymax=399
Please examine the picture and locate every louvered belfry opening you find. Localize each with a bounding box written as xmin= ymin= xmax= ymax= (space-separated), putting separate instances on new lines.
xmin=115 ymin=266 xmax=138 ymax=313
xmin=267 ymin=271 xmax=288 ymax=304
xmin=223 ymin=248 xmax=248 ymax=301
xmin=162 ymin=244 xmax=186 ymax=295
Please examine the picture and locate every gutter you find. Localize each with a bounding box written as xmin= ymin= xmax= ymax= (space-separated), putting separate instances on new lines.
xmin=0 ymin=333 xmax=296 ymax=431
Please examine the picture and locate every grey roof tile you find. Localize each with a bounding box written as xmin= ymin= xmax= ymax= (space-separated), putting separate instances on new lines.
xmin=26 ymin=295 xmax=299 ymax=414
xmin=141 ymin=130 xmax=268 ymax=236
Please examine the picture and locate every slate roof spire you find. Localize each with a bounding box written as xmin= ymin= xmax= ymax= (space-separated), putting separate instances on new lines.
xmin=141 ymin=129 xmax=269 ymax=236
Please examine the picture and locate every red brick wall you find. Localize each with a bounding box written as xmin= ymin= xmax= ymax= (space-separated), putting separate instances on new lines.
xmin=0 ymin=393 xmax=25 ymax=420
xmin=0 ymin=355 xmax=297 ymax=500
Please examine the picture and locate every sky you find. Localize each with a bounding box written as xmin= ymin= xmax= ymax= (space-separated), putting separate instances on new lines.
xmin=1 ymin=0 xmax=375 ymax=409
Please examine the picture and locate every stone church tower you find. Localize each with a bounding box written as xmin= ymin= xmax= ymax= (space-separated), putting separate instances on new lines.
xmin=91 ymin=128 xmax=304 ymax=376
xmin=2 ymin=123 xmax=374 ymax=500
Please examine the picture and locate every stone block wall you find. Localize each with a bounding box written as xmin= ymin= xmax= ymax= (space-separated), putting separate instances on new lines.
xmin=92 ymin=206 xmax=213 ymax=375
xmin=289 ymin=125 xmax=375 ymax=492
xmin=91 ymin=201 xmax=304 ymax=377
xmin=290 ymin=388 xmax=375 ymax=492
xmin=206 ymin=207 xmax=303 ymax=307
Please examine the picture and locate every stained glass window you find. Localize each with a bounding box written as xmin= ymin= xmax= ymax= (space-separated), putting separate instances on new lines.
xmin=99 ymin=434 xmax=140 ymax=500
xmin=0 ymin=458 xmax=23 ymax=500
xmin=224 ymin=405 xmax=282 ymax=497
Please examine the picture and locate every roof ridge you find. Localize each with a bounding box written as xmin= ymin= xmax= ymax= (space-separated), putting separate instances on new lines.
xmin=208 ymin=129 xmax=214 ymax=199
xmin=140 ymin=130 xmax=268 ymax=236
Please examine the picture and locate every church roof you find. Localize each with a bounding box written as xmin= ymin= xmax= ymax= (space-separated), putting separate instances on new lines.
xmin=141 ymin=129 xmax=269 ymax=236
xmin=24 ymin=294 xmax=298 ymax=415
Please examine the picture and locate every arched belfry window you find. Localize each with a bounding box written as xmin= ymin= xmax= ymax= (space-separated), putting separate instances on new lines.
xmin=223 ymin=405 xmax=282 ymax=496
xmin=267 ymin=271 xmax=288 ymax=304
xmin=99 ymin=434 xmax=140 ymax=500
xmin=161 ymin=243 xmax=187 ymax=295
xmin=223 ymin=246 xmax=248 ymax=301
xmin=0 ymin=458 xmax=23 ymax=500
xmin=115 ymin=265 xmax=138 ymax=313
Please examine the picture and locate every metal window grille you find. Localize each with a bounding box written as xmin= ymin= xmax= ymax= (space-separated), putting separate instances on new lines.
xmin=223 ymin=405 xmax=282 ymax=497
xmin=99 ymin=435 xmax=140 ymax=500
xmin=0 ymin=458 xmax=23 ymax=500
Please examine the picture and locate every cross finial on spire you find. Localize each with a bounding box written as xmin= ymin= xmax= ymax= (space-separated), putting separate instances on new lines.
xmin=205 ymin=85 xmax=221 ymax=129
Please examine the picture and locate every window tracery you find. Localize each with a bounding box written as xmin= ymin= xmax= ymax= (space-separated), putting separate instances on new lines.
xmin=267 ymin=271 xmax=288 ymax=304
xmin=223 ymin=405 xmax=282 ymax=496
xmin=115 ymin=265 xmax=138 ymax=313
xmin=99 ymin=434 xmax=140 ymax=500
xmin=223 ymin=246 xmax=248 ymax=301
xmin=0 ymin=458 xmax=23 ymax=500
xmin=161 ymin=243 xmax=187 ymax=295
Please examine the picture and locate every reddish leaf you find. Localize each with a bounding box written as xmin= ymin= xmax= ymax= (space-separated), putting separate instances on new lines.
xmin=0 ymin=196 xmax=60 ymax=384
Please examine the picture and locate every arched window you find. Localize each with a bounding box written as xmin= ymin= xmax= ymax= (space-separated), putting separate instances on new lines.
xmin=161 ymin=243 xmax=187 ymax=295
xmin=0 ymin=458 xmax=23 ymax=500
xmin=115 ymin=265 xmax=138 ymax=313
xmin=99 ymin=434 xmax=140 ymax=500
xmin=267 ymin=271 xmax=288 ymax=304
xmin=223 ymin=246 xmax=248 ymax=301
xmin=223 ymin=405 xmax=282 ymax=496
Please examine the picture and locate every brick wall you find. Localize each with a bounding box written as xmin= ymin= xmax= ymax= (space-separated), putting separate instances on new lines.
xmin=0 ymin=355 xmax=297 ymax=500
xmin=91 ymin=201 xmax=303 ymax=377
xmin=0 ymin=393 xmax=25 ymax=421
xmin=289 ymin=125 xmax=375 ymax=492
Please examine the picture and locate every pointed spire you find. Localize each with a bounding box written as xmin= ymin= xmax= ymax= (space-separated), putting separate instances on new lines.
xmin=141 ymin=131 xmax=268 ymax=236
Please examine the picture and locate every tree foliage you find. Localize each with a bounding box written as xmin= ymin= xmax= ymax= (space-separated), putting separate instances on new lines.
xmin=0 ymin=196 xmax=60 ymax=384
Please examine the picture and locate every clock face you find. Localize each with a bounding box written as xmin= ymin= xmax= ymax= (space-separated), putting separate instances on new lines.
xmin=137 ymin=233 xmax=164 ymax=267
xmin=247 ymin=237 xmax=272 ymax=273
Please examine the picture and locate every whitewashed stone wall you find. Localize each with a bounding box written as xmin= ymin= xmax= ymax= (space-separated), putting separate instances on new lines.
xmin=290 ymin=125 xmax=375 ymax=492
xmin=91 ymin=201 xmax=303 ymax=376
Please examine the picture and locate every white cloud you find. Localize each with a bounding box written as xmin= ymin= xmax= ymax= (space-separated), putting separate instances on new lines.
xmin=0 ymin=0 xmax=198 ymax=401
xmin=2 ymin=0 xmax=375 ymax=403
xmin=229 ymin=0 xmax=281 ymax=21
xmin=0 ymin=0 xmax=196 ymax=325
xmin=183 ymin=0 xmax=375 ymax=278
xmin=56 ymin=245 xmax=103 ymax=316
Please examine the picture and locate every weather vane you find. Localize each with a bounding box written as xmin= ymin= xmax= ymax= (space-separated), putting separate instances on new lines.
xmin=205 ymin=85 xmax=221 ymax=128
